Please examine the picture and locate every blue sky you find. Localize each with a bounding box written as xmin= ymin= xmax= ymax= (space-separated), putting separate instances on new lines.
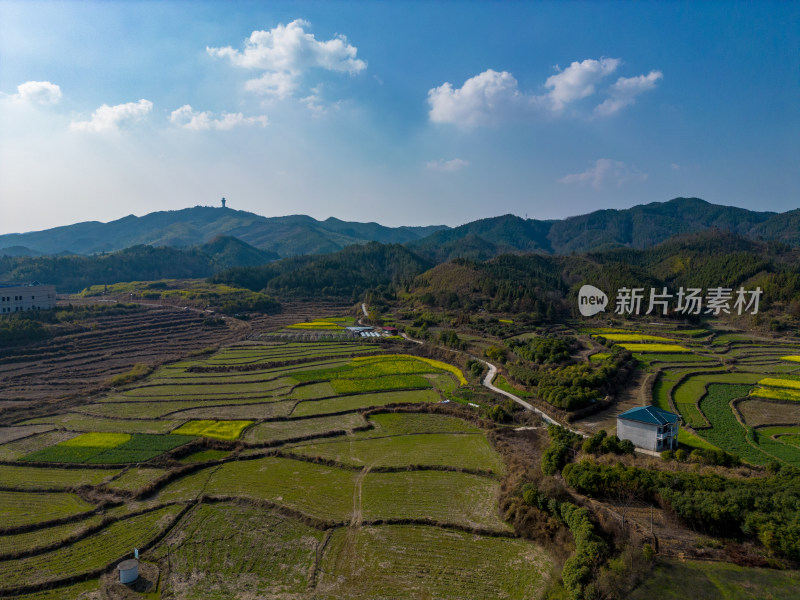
xmin=1 ymin=0 xmax=797 ymax=234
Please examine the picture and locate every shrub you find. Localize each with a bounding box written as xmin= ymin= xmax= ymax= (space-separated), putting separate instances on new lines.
xmin=109 ymin=363 xmax=152 ymax=386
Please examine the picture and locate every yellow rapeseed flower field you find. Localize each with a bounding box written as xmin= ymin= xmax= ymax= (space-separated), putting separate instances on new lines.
xmin=617 ymin=343 xmax=690 ymax=353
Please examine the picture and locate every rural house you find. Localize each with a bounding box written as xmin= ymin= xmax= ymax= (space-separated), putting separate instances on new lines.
xmin=616 ymin=406 xmax=680 ymax=452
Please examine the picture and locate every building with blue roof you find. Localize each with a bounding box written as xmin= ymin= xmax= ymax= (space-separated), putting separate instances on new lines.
xmin=616 ymin=405 xmax=680 ymax=452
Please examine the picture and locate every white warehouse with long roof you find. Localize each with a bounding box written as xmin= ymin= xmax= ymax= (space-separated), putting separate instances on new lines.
xmin=0 ymin=283 xmax=56 ymax=314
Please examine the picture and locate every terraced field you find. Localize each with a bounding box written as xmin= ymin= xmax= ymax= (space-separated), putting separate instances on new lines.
xmin=615 ymin=326 xmax=800 ymax=466
xmin=0 ymin=337 xmax=551 ymax=598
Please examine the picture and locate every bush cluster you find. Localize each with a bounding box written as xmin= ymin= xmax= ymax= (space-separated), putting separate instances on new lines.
xmin=563 ymin=459 xmax=800 ymax=560
xmin=542 ymin=425 xmax=582 ymax=476
xmin=582 ymin=430 xmax=634 ymax=456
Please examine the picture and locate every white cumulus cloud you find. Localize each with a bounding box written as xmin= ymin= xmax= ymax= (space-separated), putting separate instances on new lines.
xmin=428 ymin=58 xmax=659 ymax=127
xmin=558 ymin=159 xmax=647 ymax=190
xmin=544 ymin=58 xmax=620 ymax=112
xmin=69 ymin=99 xmax=152 ymax=132
xmin=169 ymin=105 xmax=268 ymax=130
xmin=426 ymin=158 xmax=469 ymax=172
xmin=207 ymin=19 xmax=366 ymax=98
xmin=428 ymin=69 xmax=539 ymax=127
xmin=594 ymin=70 xmax=663 ymax=116
xmin=14 ymin=80 xmax=62 ymax=105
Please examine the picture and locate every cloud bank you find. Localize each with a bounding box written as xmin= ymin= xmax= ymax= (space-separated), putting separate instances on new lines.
xmin=170 ymin=105 xmax=268 ymax=130
xmin=558 ymin=159 xmax=647 ymax=190
xmin=70 ymin=99 xmax=153 ymax=132
xmin=426 ymin=158 xmax=469 ymax=172
xmin=14 ymin=80 xmax=62 ymax=105
xmin=207 ymin=19 xmax=366 ymax=98
xmin=428 ymin=58 xmax=661 ymax=127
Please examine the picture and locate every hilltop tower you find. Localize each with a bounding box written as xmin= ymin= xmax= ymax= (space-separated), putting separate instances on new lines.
xmin=221 ymin=197 xmax=226 ymax=208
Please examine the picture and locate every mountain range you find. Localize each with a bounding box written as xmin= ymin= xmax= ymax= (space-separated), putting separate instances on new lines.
xmin=2 ymin=198 xmax=799 ymax=260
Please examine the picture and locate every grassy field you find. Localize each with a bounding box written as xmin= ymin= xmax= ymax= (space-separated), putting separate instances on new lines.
xmin=0 ymin=491 xmax=95 ymax=528
xmin=288 ymin=433 xmax=504 ymax=473
xmin=672 ymin=373 xmax=761 ymax=429
xmin=316 ymin=524 xmax=551 ymax=599
xmin=629 ymin=559 xmax=800 ymax=600
xmin=150 ymin=502 xmax=324 ymax=600
xmin=0 ymin=465 xmax=119 ymax=490
xmin=292 ymin=389 xmax=441 ymax=417
xmin=365 ymin=412 xmax=481 ymax=436
xmin=0 ymin=514 xmax=103 ymax=557
xmin=0 ymin=505 xmax=182 ymax=591
xmin=3 ymin=579 xmax=100 ymax=599
xmin=361 ymin=470 xmax=509 ymax=531
xmin=698 ymin=384 xmax=775 ymax=465
xmin=19 ymin=413 xmax=180 ymax=434
xmin=105 ymin=467 xmax=168 ymax=492
xmin=244 ymin=413 xmax=368 ymax=443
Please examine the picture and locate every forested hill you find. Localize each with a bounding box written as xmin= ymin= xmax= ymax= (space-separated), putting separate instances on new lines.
xmin=404 ymin=230 xmax=800 ymax=319
xmin=0 ymin=236 xmax=277 ymax=293
xmin=211 ymin=242 xmax=432 ymax=300
xmin=408 ymin=198 xmax=788 ymax=262
xmin=3 ymin=198 xmax=800 ymax=261
xmin=0 ymin=206 xmax=446 ymax=257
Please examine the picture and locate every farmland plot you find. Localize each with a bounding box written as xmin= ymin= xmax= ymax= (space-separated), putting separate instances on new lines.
xmin=244 ymin=412 xmax=368 ymax=443
xmin=0 ymin=505 xmax=182 ymax=592
xmin=288 ymin=433 xmax=504 ymax=474
xmin=361 ymin=470 xmax=509 ymax=531
xmin=316 ymin=525 xmax=550 ymax=600
xmin=0 ymin=465 xmax=118 ymax=490
xmin=0 ymin=336 xmax=551 ymax=598
xmin=0 ymin=491 xmax=95 ymax=528
xmin=151 ymin=503 xmax=324 ymax=600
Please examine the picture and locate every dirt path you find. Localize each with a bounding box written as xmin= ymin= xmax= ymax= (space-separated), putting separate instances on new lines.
xmin=573 ymin=368 xmax=649 ymax=434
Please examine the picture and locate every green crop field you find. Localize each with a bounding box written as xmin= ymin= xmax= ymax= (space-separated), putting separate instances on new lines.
xmin=672 ymin=372 xmax=762 ymax=429
xmin=331 ymin=374 xmax=432 ymax=394
xmin=361 ymin=470 xmax=509 ymax=531
xmin=244 ymin=413 xmax=368 ymax=443
xmin=0 ymin=431 xmax=79 ymax=461
xmin=365 ymin=412 xmax=481 ymax=436
xmin=19 ymin=413 xmax=180 ymax=434
xmin=629 ymin=559 xmax=800 ymax=600
xmin=203 ymin=457 xmax=357 ymax=522
xmin=105 ymin=467 xmax=168 ymax=492
xmin=0 ymin=514 xmax=103 ymax=557
xmin=2 ymin=579 xmax=100 ymax=599
xmin=150 ymin=502 xmax=325 ymax=600
xmin=316 ymin=524 xmax=551 ymax=599
xmin=698 ymin=384 xmax=775 ymax=465
xmin=292 ymin=389 xmax=441 ymax=417
xmin=0 ymin=491 xmax=95 ymax=528
xmin=0 ymin=505 xmax=182 ymax=592
xmin=0 ymin=465 xmax=119 ymax=490
xmin=289 ymin=433 xmax=504 ymax=473
xmin=179 ymin=449 xmax=231 ymax=463
xmin=22 ymin=433 xmax=194 ymax=464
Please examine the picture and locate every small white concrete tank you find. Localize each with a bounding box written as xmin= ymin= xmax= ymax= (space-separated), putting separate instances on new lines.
xmin=117 ymin=559 xmax=139 ymax=584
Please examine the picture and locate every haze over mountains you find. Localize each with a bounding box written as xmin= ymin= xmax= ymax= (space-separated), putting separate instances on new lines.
xmin=2 ymin=197 xmax=799 ymax=261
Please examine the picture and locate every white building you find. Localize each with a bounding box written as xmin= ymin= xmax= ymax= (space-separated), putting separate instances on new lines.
xmin=616 ymin=405 xmax=680 ymax=452
xmin=0 ymin=283 xmax=57 ymax=314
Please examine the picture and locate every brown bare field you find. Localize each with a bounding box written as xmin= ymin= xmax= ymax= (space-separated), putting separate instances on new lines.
xmin=738 ymin=398 xmax=800 ymax=427
xmin=0 ymin=300 xmax=351 ymax=426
